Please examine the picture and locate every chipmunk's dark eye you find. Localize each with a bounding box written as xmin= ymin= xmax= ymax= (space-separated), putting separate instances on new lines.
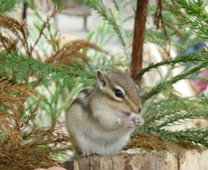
xmin=114 ymin=89 xmax=124 ymax=98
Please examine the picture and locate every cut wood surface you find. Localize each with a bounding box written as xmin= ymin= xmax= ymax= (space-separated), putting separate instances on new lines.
xmin=65 ymin=149 xmax=208 ymax=170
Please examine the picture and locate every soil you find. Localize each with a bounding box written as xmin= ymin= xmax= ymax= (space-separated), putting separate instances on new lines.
xmin=126 ymin=132 xmax=200 ymax=152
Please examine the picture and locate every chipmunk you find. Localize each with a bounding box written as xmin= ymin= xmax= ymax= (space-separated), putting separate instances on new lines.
xmin=65 ymin=70 xmax=144 ymax=158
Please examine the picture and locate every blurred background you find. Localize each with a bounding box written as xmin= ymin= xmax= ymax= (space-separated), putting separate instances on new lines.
xmin=9 ymin=0 xmax=157 ymax=52
xmin=1 ymin=0 xmax=208 ymax=169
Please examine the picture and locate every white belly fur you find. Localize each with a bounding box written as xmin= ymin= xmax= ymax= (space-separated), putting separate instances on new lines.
xmin=74 ymin=122 xmax=134 ymax=155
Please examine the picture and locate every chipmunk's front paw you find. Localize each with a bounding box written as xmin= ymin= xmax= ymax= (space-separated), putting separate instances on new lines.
xmin=132 ymin=117 xmax=144 ymax=126
xmin=125 ymin=115 xmax=144 ymax=127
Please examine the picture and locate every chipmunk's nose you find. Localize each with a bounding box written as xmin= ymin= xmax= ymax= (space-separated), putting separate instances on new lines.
xmin=128 ymin=98 xmax=142 ymax=114
xmin=131 ymin=105 xmax=142 ymax=115
xmin=135 ymin=103 xmax=142 ymax=114
xmin=138 ymin=107 xmax=142 ymax=114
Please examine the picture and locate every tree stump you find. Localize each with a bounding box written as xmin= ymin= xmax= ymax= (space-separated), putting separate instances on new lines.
xmin=64 ymin=149 xmax=208 ymax=170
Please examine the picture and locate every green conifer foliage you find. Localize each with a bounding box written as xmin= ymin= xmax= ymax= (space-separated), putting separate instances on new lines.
xmin=0 ymin=0 xmax=208 ymax=169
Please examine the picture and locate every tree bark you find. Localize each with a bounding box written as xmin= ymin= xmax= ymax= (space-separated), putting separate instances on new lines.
xmin=130 ymin=0 xmax=149 ymax=86
xmin=64 ymin=149 xmax=208 ymax=170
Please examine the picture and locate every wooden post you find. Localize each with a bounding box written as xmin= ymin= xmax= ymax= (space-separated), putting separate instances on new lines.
xmin=64 ymin=149 xmax=208 ymax=170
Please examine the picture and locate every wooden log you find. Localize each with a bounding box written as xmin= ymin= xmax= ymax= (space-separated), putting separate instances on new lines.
xmin=64 ymin=149 xmax=208 ymax=170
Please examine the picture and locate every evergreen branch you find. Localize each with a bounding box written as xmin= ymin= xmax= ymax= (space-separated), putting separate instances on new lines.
xmin=138 ymin=50 xmax=208 ymax=77
xmin=188 ymin=75 xmax=208 ymax=82
xmin=123 ymin=0 xmax=137 ymax=8
xmin=142 ymin=61 xmax=208 ymax=101
xmin=123 ymin=13 xmax=135 ymax=22
xmin=177 ymin=0 xmax=208 ymax=20
xmin=52 ymin=0 xmax=62 ymax=11
xmin=156 ymin=128 xmax=208 ymax=147
xmin=0 ymin=52 xmax=94 ymax=86
xmin=142 ymin=92 xmax=207 ymax=128
xmin=111 ymin=0 xmax=120 ymax=11
xmin=145 ymin=28 xmax=168 ymax=49
xmin=29 ymin=6 xmax=58 ymax=54
xmin=163 ymin=21 xmax=184 ymax=39
xmin=199 ymin=93 xmax=208 ymax=105
xmin=77 ymin=0 xmax=131 ymax=58
xmin=157 ymin=110 xmax=208 ymax=129
xmin=0 ymin=0 xmax=24 ymax=13
xmin=165 ymin=0 xmax=208 ymax=39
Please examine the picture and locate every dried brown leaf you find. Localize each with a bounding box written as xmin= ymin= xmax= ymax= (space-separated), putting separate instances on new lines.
xmin=45 ymin=39 xmax=108 ymax=66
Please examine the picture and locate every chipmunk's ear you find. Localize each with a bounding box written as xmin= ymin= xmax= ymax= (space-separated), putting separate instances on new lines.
xmin=97 ymin=70 xmax=107 ymax=87
xmin=124 ymin=68 xmax=130 ymax=75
